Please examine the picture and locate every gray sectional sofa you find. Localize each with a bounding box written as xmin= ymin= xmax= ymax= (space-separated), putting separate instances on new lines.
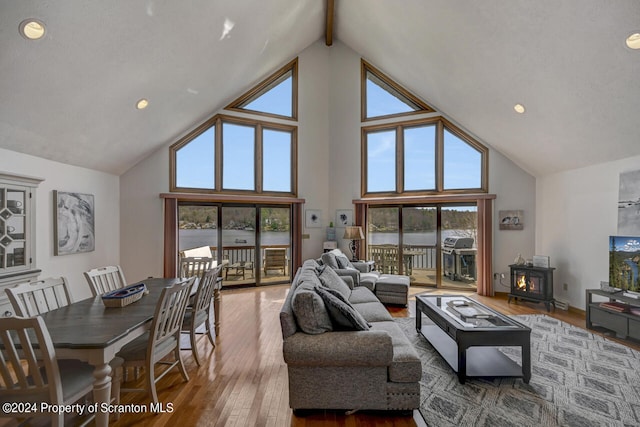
xmin=279 ymin=259 xmax=421 ymax=413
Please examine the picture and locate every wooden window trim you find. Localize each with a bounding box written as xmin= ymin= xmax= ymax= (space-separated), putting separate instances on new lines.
xmin=226 ymin=58 xmax=298 ymax=121
xmin=170 ymin=114 xmax=297 ymax=197
xmin=361 ymin=59 xmax=435 ymax=122
xmin=361 ymin=117 xmax=488 ymax=197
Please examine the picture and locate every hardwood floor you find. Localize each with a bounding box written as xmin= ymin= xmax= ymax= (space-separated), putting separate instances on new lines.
xmin=2 ymin=284 xmax=638 ymax=426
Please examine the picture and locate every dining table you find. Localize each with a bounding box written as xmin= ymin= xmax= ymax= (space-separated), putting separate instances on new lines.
xmin=38 ymin=277 xmax=184 ymax=427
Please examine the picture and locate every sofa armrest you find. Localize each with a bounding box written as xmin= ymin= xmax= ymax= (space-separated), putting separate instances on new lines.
xmin=352 ymin=261 xmax=370 ymax=273
xmin=333 ymin=268 xmax=359 ymax=287
xmin=283 ymin=330 xmax=393 ymax=367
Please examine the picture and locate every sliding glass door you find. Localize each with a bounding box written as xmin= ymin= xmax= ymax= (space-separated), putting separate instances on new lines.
xmin=178 ymin=203 xmax=291 ymax=287
xmin=366 ymin=203 xmax=477 ymax=290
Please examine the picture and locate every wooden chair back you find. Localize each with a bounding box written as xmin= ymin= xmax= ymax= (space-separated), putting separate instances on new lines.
xmin=6 ymin=277 xmax=73 ymax=317
xmin=149 ymin=277 xmax=195 ymax=358
xmin=0 ymin=316 xmax=63 ymax=405
xmin=179 ymin=257 xmax=213 ymax=279
xmin=84 ymin=265 xmax=127 ymax=297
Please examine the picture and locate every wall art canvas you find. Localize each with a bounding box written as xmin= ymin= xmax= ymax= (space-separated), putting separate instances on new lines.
xmin=499 ymin=210 xmax=523 ymax=230
xmin=335 ymin=209 xmax=353 ymax=227
xmin=618 ymin=169 xmax=640 ymax=235
xmin=305 ymin=209 xmax=322 ymax=228
xmin=54 ymin=191 xmax=95 ymax=255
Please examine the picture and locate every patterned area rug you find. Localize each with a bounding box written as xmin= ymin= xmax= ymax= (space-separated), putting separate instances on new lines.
xmin=396 ymin=315 xmax=640 ymax=427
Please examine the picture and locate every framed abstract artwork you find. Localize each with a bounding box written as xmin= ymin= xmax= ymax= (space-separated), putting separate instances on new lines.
xmin=54 ymin=191 xmax=95 ymax=255
xmin=335 ymin=209 xmax=353 ymax=227
xmin=305 ymin=209 xmax=322 ymax=228
xmin=499 ymin=210 xmax=523 ymax=230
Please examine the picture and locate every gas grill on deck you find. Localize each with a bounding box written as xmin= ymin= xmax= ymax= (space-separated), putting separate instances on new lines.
xmin=442 ymin=237 xmax=477 ymax=282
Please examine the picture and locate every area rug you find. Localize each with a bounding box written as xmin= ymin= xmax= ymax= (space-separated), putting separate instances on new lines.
xmin=396 ymin=315 xmax=640 ymax=427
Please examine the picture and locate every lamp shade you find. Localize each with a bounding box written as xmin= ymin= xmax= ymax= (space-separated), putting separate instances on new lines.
xmin=343 ymin=226 xmax=364 ymax=240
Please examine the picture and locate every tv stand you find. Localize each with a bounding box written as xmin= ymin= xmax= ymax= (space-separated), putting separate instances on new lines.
xmin=586 ymin=289 xmax=640 ymax=341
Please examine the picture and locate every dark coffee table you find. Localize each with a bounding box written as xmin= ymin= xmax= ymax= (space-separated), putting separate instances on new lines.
xmin=415 ymin=294 xmax=531 ymax=384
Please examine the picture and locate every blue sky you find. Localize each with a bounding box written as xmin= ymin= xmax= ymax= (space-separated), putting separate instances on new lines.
xmin=177 ymin=72 xmax=481 ymax=193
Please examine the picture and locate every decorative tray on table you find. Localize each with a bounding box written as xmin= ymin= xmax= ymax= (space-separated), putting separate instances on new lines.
xmin=101 ymin=283 xmax=148 ymax=307
xmin=446 ymin=299 xmax=495 ymax=320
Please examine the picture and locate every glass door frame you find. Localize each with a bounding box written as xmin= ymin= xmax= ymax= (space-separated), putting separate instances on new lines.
xmin=354 ymin=194 xmax=495 ymax=295
xmin=164 ymin=193 xmax=303 ymax=286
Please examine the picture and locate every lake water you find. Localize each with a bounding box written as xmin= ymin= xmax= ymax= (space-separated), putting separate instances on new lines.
xmin=179 ymin=228 xmax=472 ymax=250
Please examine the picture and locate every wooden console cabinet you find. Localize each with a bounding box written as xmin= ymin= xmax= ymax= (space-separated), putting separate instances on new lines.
xmin=586 ymin=289 xmax=640 ymax=341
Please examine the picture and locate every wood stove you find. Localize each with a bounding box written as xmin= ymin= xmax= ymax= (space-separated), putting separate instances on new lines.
xmin=508 ymin=264 xmax=555 ymax=311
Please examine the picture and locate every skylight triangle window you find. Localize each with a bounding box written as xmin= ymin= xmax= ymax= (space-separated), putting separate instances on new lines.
xmin=362 ymin=59 xmax=434 ymax=121
xmin=226 ymin=58 xmax=297 ymax=120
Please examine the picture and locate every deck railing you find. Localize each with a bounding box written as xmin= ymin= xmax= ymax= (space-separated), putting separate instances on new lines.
xmin=368 ymin=244 xmax=437 ymax=274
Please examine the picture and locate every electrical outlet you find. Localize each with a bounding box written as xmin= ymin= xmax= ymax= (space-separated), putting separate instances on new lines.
xmin=493 ymin=273 xmax=499 ymax=280
xmin=563 ymin=283 xmax=568 ymax=291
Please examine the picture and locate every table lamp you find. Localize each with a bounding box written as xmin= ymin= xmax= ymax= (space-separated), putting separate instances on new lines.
xmin=343 ymin=226 xmax=364 ymax=261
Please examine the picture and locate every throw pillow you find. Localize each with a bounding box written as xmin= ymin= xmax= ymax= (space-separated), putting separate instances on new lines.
xmin=291 ymin=282 xmax=333 ymax=334
xmin=314 ymin=286 xmax=370 ymax=331
xmin=318 ymin=265 xmax=352 ymax=300
xmin=335 ymin=253 xmax=356 ymax=270
xmin=320 ymin=252 xmax=339 ymax=269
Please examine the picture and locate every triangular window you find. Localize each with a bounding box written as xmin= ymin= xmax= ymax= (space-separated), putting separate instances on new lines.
xmin=226 ymin=58 xmax=297 ymax=120
xmin=362 ymin=60 xmax=434 ymax=121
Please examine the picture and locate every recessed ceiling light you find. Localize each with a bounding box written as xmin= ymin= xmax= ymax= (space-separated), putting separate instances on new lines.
xmin=514 ymin=104 xmax=526 ymax=114
xmin=626 ymin=33 xmax=640 ymax=50
xmin=136 ymin=99 xmax=149 ymax=110
xmin=19 ymin=19 xmax=46 ymax=40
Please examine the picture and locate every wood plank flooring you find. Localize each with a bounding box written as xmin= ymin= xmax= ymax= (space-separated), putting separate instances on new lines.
xmin=2 ymin=284 xmax=638 ymax=426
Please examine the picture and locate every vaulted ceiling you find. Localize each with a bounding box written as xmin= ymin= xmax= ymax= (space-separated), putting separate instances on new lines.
xmin=1 ymin=1 xmax=639 ymax=177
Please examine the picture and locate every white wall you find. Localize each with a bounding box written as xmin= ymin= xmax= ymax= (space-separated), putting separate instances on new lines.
xmin=536 ymin=155 xmax=640 ymax=309
xmin=0 ymin=148 xmax=120 ymax=302
xmin=119 ymin=40 xmax=537 ymax=287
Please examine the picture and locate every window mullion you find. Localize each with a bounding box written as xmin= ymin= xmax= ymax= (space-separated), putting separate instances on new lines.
xmin=436 ymin=120 xmax=444 ymax=193
xmin=256 ymin=124 xmax=263 ymax=193
xmin=397 ymin=126 xmax=403 ymax=194
xmin=215 ymin=117 xmax=222 ymax=191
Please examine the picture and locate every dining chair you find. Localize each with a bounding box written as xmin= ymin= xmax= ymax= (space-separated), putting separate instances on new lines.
xmin=117 ymin=277 xmax=196 ymax=404
xmin=5 ymin=277 xmax=73 ymax=317
xmin=181 ymin=265 xmax=223 ymax=365
xmin=84 ymin=265 xmax=127 ymax=296
xmin=179 ymin=256 xmax=213 ymax=279
xmin=0 ymin=316 xmax=95 ymax=427
xmin=4 ymin=277 xmax=124 ymax=419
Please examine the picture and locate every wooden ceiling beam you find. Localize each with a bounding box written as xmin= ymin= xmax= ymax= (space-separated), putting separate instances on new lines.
xmin=325 ymin=0 xmax=335 ymax=46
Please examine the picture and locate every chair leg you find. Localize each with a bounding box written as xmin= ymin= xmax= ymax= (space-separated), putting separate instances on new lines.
xmin=206 ymin=315 xmax=216 ymax=347
xmin=147 ymin=364 xmax=158 ymax=405
xmin=213 ymin=289 xmax=221 ymax=336
xmin=176 ymin=348 xmax=190 ymax=382
xmin=190 ymin=327 xmax=201 ymax=366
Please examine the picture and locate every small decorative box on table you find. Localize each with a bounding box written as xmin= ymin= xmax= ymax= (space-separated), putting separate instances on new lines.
xmin=101 ymin=283 xmax=148 ymax=307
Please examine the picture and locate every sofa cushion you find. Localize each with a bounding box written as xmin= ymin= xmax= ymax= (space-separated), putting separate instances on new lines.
xmin=320 ymin=252 xmax=339 ymax=269
xmin=370 ymin=321 xmax=421 ymax=383
xmin=314 ymin=286 xmax=370 ymax=331
xmin=353 ymin=301 xmax=394 ymax=322
xmin=291 ymin=280 xmax=333 ymax=335
xmin=348 ymin=286 xmax=380 ymax=305
xmin=318 ymin=265 xmax=352 ymax=300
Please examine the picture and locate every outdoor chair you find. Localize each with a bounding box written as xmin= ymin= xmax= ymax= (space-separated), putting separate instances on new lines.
xmin=263 ymin=248 xmax=287 ymax=276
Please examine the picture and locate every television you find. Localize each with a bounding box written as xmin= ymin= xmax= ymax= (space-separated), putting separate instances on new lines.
xmin=609 ymin=235 xmax=640 ymax=295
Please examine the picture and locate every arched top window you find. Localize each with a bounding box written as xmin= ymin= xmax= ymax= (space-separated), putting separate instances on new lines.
xmin=226 ymin=58 xmax=298 ymax=121
xmin=361 ymin=59 xmax=487 ymax=197
xmin=361 ymin=60 xmax=434 ymax=121
xmin=170 ymin=59 xmax=298 ymax=196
